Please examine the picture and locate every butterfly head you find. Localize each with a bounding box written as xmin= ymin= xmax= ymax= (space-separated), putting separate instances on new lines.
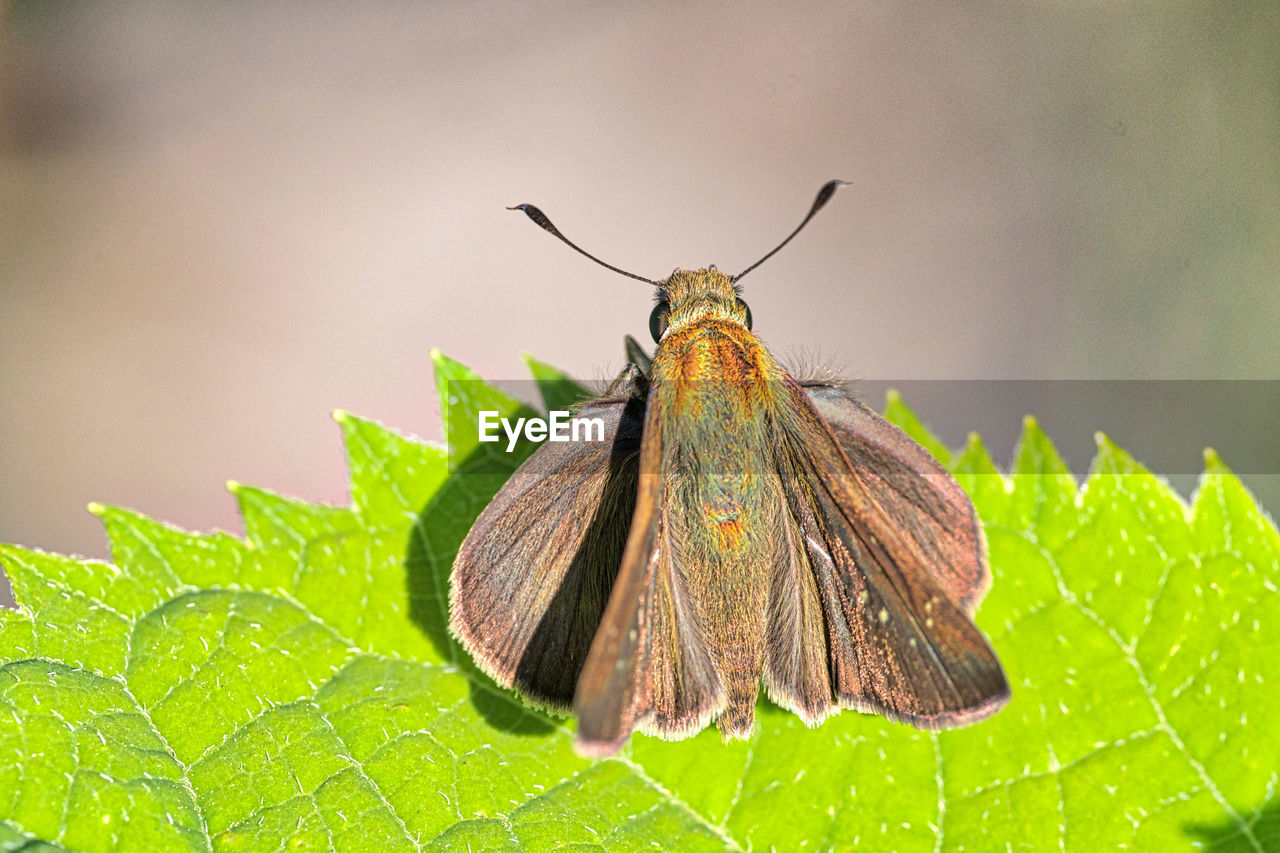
xmin=649 ymin=268 xmax=752 ymax=343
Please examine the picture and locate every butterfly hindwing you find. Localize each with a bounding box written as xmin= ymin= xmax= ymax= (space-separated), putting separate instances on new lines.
xmin=767 ymin=377 xmax=1010 ymax=726
xmin=449 ymin=367 xmax=644 ymax=710
xmin=803 ymin=382 xmax=990 ymax=609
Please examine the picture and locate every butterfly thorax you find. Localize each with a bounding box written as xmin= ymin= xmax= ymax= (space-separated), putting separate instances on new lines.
xmin=655 ymin=268 xmax=777 ymax=392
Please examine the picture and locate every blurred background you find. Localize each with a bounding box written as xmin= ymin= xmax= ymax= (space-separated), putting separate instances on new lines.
xmin=2 ymin=2 xmax=1278 ymax=560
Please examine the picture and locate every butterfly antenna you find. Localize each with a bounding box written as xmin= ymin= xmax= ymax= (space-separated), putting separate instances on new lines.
xmin=731 ymin=179 xmax=848 ymax=283
xmin=508 ymin=203 xmax=658 ymax=285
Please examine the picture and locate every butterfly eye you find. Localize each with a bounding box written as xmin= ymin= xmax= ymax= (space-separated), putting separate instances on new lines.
xmin=649 ymin=302 xmax=670 ymax=343
xmin=736 ymin=298 xmax=753 ymax=330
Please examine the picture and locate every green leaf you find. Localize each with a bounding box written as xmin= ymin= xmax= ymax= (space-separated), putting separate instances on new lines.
xmin=1 ymin=355 xmax=1277 ymax=851
xmin=522 ymin=354 xmax=595 ymax=414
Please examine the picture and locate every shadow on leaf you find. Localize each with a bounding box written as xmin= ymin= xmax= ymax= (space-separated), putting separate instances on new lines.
xmin=1183 ymin=798 xmax=1280 ymax=852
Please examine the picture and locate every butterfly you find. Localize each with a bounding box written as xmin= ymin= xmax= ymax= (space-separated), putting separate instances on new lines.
xmin=449 ymin=181 xmax=1009 ymax=756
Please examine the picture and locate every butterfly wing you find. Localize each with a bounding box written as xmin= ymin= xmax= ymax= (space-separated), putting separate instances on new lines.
xmin=803 ymin=382 xmax=989 ymax=609
xmin=449 ymin=367 xmax=645 ymax=710
xmin=572 ymin=382 xmax=727 ymax=756
xmin=766 ymin=377 xmax=1009 ymax=727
